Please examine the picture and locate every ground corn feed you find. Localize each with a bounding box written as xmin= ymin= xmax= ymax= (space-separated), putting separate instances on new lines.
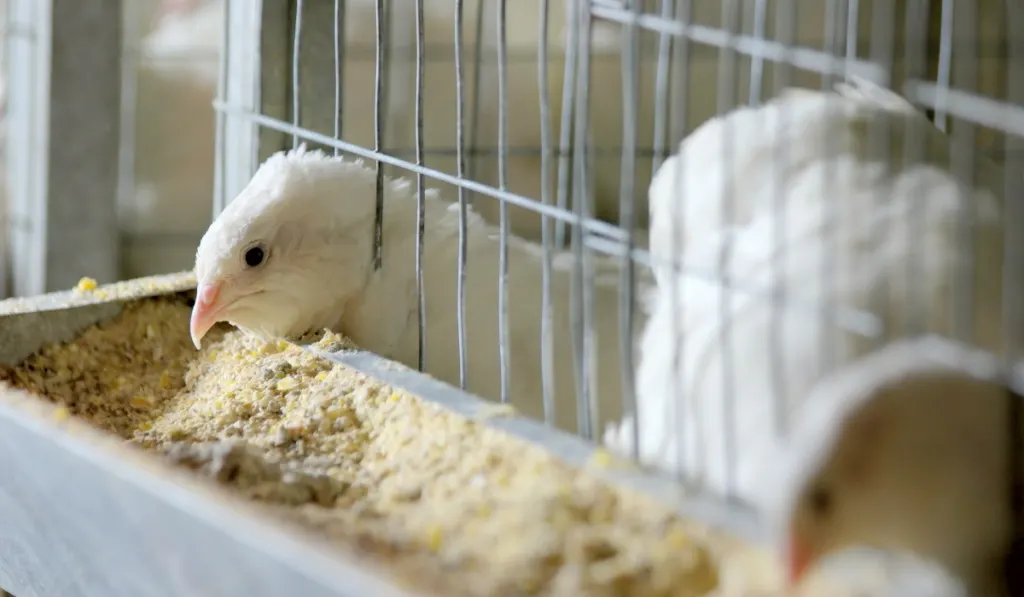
xmin=0 ymin=295 xmax=857 ymax=597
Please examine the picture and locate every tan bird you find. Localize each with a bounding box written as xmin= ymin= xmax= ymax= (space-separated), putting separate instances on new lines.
xmin=772 ymin=336 xmax=1024 ymax=597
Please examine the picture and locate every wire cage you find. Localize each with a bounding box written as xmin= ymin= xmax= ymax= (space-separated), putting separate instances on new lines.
xmin=0 ymin=0 xmax=1020 ymax=594
xmin=216 ymin=0 xmax=1024 ymax=497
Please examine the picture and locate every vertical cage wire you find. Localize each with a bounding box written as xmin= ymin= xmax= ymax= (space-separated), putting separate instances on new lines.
xmin=570 ymin=0 xmax=595 ymax=440
xmin=372 ymin=0 xmax=386 ymax=271
xmin=414 ymin=0 xmax=427 ymax=373
xmin=464 ymin=0 xmax=485 ymax=200
xmin=668 ymin=0 xmax=691 ymax=481
xmin=291 ymin=0 xmax=303 ymax=150
xmin=453 ymin=0 xmax=470 ymax=391
xmin=650 ymin=0 xmax=676 ymax=173
xmin=903 ymin=0 xmax=931 ymax=341
xmin=496 ymin=0 xmax=510 ymax=404
xmin=769 ymin=0 xmax=795 ymax=438
xmin=714 ymin=0 xmax=740 ymax=497
xmin=818 ymin=0 xmax=845 ymax=378
xmin=332 ymin=0 xmax=346 ymax=155
xmin=746 ymin=0 xmax=767 ymax=106
xmin=932 ymin=0 xmax=954 ymax=132
xmin=554 ymin=0 xmax=579 ymax=250
xmin=948 ymin=0 xmax=978 ymax=348
xmin=617 ymin=0 xmax=639 ymax=457
xmin=116 ymin=0 xmax=139 ymax=276
xmin=864 ymin=0 xmax=895 ymax=365
xmin=537 ymin=0 xmax=556 ymax=425
xmin=212 ymin=0 xmax=230 ymax=217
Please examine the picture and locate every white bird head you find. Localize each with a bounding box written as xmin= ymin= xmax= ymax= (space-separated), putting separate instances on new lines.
xmin=777 ymin=338 xmax=1013 ymax=592
xmin=190 ymin=145 xmax=380 ymax=349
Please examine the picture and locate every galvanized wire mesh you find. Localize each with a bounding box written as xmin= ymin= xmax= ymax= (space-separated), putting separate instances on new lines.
xmin=214 ymin=0 xmax=1024 ymax=508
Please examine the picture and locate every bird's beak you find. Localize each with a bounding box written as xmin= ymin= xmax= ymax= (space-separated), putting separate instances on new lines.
xmin=785 ymin=532 xmax=814 ymax=587
xmin=190 ymin=280 xmax=223 ymax=350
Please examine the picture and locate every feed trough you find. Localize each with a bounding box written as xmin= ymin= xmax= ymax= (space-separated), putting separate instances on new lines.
xmin=0 ymin=273 xmax=846 ymax=597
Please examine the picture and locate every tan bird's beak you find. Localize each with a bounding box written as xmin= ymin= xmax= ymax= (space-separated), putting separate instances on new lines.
xmin=190 ymin=281 xmax=223 ymax=350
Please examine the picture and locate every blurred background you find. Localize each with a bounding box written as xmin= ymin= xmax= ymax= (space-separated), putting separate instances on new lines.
xmin=0 ymin=0 xmax=223 ymax=298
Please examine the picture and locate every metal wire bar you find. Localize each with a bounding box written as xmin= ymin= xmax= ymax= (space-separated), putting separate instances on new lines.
xmin=818 ymin=0 xmax=845 ymax=380
xmin=902 ymin=0 xmax=930 ymax=338
xmin=538 ymin=0 xmax=556 ymax=424
xmin=570 ymin=0 xmax=596 ymax=440
xmin=668 ymin=0 xmax=692 ymax=484
xmin=747 ymin=0 xmax=768 ymax=106
xmin=591 ymin=4 xmax=888 ymax=83
xmin=465 ymin=0 xmax=486 ymax=192
xmin=714 ymin=0 xmax=740 ymax=501
xmin=116 ymin=0 xmax=140 ymax=235
xmin=844 ymin=0 xmax=859 ymax=63
xmin=212 ymin=0 xmax=231 ymax=216
xmin=933 ymin=0 xmax=954 ymax=132
xmin=291 ymin=0 xmax=303 ymax=149
xmin=821 ymin=0 xmax=845 ymax=90
xmin=454 ymin=0 xmax=469 ymax=391
xmin=332 ymin=0 xmax=346 ymax=153
xmin=618 ymin=0 xmax=640 ymax=458
xmin=554 ymin=0 xmax=580 ymax=250
xmin=414 ymin=0 xmax=427 ymax=373
xmin=948 ymin=0 xmax=979 ymax=347
xmin=496 ymin=0 xmax=510 ymax=404
xmin=865 ymin=0 xmax=894 ymax=364
xmin=650 ymin=0 xmax=675 ymax=173
xmin=372 ymin=0 xmax=386 ymax=271
xmin=769 ymin=0 xmax=795 ymax=438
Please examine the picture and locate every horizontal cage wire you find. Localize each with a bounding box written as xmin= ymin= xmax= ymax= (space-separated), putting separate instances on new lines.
xmin=211 ymin=0 xmax=1024 ymax=558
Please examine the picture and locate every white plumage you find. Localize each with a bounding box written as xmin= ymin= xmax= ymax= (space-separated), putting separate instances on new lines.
xmin=190 ymin=146 xmax=652 ymax=435
xmin=603 ymin=77 xmax=1013 ymax=505
xmin=772 ymin=336 xmax=1024 ymax=597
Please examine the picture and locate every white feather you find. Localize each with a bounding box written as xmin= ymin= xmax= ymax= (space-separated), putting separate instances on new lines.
xmin=604 ymin=78 xmax=1014 ymax=506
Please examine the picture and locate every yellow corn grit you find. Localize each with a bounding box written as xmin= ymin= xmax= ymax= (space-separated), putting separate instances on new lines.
xmin=0 ymin=296 xmax=852 ymax=597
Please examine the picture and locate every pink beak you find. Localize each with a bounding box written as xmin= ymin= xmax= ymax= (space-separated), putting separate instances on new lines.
xmin=190 ymin=281 xmax=222 ymax=350
xmin=785 ymin=532 xmax=813 ymax=587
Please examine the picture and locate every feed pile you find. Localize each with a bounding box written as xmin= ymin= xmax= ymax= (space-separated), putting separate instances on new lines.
xmin=2 ymin=296 xmax=744 ymax=597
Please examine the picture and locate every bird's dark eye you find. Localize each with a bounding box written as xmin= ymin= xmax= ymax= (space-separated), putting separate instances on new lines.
xmin=244 ymin=245 xmax=266 ymax=268
xmin=808 ymin=484 xmax=833 ymax=518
